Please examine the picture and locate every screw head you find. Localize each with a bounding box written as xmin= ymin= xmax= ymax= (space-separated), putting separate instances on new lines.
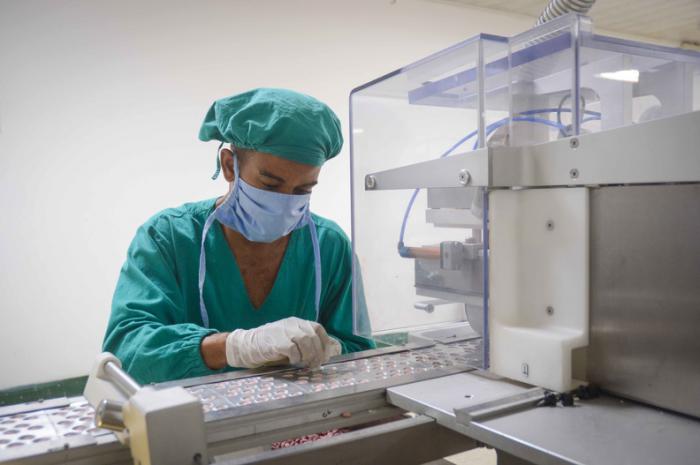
xmin=546 ymin=306 xmax=554 ymax=315
xmin=458 ymin=169 xmax=471 ymax=186
xmin=569 ymin=168 xmax=579 ymax=179
xmin=570 ymin=137 xmax=579 ymax=149
xmin=546 ymin=220 xmax=555 ymax=231
xmin=365 ymin=175 xmax=376 ymax=190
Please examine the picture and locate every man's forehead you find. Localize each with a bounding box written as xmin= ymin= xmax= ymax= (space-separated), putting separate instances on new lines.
xmin=233 ymin=147 xmax=320 ymax=182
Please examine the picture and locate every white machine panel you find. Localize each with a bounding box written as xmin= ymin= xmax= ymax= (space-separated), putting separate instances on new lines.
xmin=488 ymin=187 xmax=589 ymax=391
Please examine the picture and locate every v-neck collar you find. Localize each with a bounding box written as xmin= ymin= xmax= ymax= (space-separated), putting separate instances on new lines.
xmin=209 ymin=209 xmax=299 ymax=312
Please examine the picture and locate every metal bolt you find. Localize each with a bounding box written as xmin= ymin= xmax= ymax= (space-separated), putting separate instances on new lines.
xmin=546 ymin=306 xmax=554 ymax=316
xmin=570 ymin=137 xmax=579 ymax=149
xmin=521 ymin=363 xmax=529 ymax=377
xmin=414 ymin=302 xmax=435 ymax=313
xmin=365 ymin=175 xmax=376 ymax=190
xmin=458 ymin=169 xmax=471 ymax=186
xmin=464 ymin=394 xmax=473 ymax=399
xmin=546 ymin=220 xmax=555 ymax=231
xmin=569 ymin=168 xmax=579 ymax=179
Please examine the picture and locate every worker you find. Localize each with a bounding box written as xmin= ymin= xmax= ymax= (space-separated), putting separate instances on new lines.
xmin=102 ymin=88 xmax=375 ymax=384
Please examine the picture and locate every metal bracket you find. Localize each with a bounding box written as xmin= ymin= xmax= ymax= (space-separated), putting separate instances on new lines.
xmin=364 ymin=150 xmax=489 ymax=190
xmin=454 ymin=388 xmax=546 ymax=425
xmin=362 ymin=110 xmax=700 ymax=191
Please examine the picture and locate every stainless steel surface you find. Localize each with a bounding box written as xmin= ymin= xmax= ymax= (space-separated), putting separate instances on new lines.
xmin=216 ymin=415 xmax=475 ymax=465
xmin=103 ymin=361 xmax=140 ymax=398
xmin=488 ymin=110 xmax=700 ymax=187
xmin=426 ymin=187 xmax=482 ymax=228
xmin=427 ymin=187 xmax=476 ymax=209
xmin=366 ymin=150 xmax=489 ymax=190
xmin=440 ymin=241 xmax=464 ymax=270
xmin=498 ymin=451 xmax=537 ymax=465
xmin=470 ymin=396 xmax=700 ymax=465
xmin=455 ymin=388 xmax=546 ymax=423
xmin=389 ymin=373 xmax=700 ymax=465
xmin=588 ymin=183 xmax=700 ymax=418
xmin=387 ymin=372 xmax=530 ymax=431
xmin=426 ymin=207 xmax=482 ymax=228
xmin=94 ymin=400 xmax=125 ymax=432
xmin=0 ymin=399 xmax=111 ymax=452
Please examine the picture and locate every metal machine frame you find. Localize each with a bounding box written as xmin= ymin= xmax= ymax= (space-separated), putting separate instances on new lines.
xmin=2 ymin=112 xmax=700 ymax=465
xmin=364 ymin=110 xmax=700 ymax=191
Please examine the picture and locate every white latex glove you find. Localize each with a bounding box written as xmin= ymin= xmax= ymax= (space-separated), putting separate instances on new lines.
xmin=225 ymin=317 xmax=342 ymax=369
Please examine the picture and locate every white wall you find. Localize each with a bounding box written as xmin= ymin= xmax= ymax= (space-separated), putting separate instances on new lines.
xmin=0 ymin=0 xmax=536 ymax=389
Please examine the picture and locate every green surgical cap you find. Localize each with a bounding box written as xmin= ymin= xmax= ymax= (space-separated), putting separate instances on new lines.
xmin=198 ymin=88 xmax=343 ymax=167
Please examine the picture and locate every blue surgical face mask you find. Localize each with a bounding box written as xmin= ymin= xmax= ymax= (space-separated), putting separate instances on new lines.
xmin=215 ymin=156 xmax=310 ymax=242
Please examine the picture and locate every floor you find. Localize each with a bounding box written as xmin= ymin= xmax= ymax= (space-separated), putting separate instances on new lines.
xmin=427 ymin=448 xmax=497 ymax=465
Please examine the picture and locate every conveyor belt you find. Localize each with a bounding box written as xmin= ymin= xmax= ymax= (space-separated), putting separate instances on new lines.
xmin=0 ymin=339 xmax=482 ymax=462
xmin=191 ymin=339 xmax=482 ymax=413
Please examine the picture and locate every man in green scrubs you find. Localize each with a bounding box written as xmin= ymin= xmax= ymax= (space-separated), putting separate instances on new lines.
xmin=103 ymin=88 xmax=374 ymax=384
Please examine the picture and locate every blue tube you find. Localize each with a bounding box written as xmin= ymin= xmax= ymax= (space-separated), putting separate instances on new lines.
xmin=397 ymin=188 xmax=421 ymax=257
xmin=518 ymin=108 xmax=601 ymax=117
xmin=472 ymin=116 xmax=567 ymax=150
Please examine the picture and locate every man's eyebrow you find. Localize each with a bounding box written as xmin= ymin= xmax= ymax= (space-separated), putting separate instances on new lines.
xmin=259 ymin=170 xmax=285 ymax=183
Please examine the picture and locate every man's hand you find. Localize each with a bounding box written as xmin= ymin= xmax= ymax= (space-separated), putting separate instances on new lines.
xmin=225 ymin=317 xmax=341 ymax=369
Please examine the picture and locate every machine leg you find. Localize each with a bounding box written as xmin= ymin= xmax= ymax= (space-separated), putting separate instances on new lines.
xmin=497 ymin=450 xmax=537 ymax=465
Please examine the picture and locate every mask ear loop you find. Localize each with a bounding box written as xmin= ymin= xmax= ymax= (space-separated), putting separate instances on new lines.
xmin=307 ymin=214 xmax=322 ymax=321
xmin=231 ymin=147 xmax=241 ymax=195
xmin=199 ymin=143 xmax=238 ymax=327
xmin=211 ymin=141 xmax=224 ymax=180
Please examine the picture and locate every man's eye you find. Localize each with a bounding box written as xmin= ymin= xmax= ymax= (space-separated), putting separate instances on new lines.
xmin=262 ymin=183 xmax=281 ymax=190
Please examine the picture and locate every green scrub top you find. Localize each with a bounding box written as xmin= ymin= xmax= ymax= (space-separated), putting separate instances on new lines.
xmin=103 ymin=199 xmax=375 ymax=384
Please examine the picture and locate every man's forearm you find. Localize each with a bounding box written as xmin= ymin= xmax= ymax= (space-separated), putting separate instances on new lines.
xmin=200 ymin=332 xmax=228 ymax=369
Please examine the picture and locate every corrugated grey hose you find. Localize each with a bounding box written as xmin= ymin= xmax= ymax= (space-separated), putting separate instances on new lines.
xmin=536 ymin=0 xmax=597 ymax=25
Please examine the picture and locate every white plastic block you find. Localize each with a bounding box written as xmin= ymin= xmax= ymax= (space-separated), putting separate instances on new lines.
xmin=488 ymin=187 xmax=589 ymax=392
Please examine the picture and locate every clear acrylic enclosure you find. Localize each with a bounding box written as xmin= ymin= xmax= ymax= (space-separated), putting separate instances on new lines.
xmin=349 ymin=34 xmax=509 ymax=348
xmin=349 ymin=13 xmax=700 ymax=352
xmin=507 ymin=14 xmax=700 ymax=146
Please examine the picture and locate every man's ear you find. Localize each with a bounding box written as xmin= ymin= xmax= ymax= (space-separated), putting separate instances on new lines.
xmin=220 ymin=148 xmax=236 ymax=183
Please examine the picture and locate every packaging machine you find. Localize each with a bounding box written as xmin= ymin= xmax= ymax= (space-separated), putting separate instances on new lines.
xmin=2 ymin=13 xmax=700 ymax=465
